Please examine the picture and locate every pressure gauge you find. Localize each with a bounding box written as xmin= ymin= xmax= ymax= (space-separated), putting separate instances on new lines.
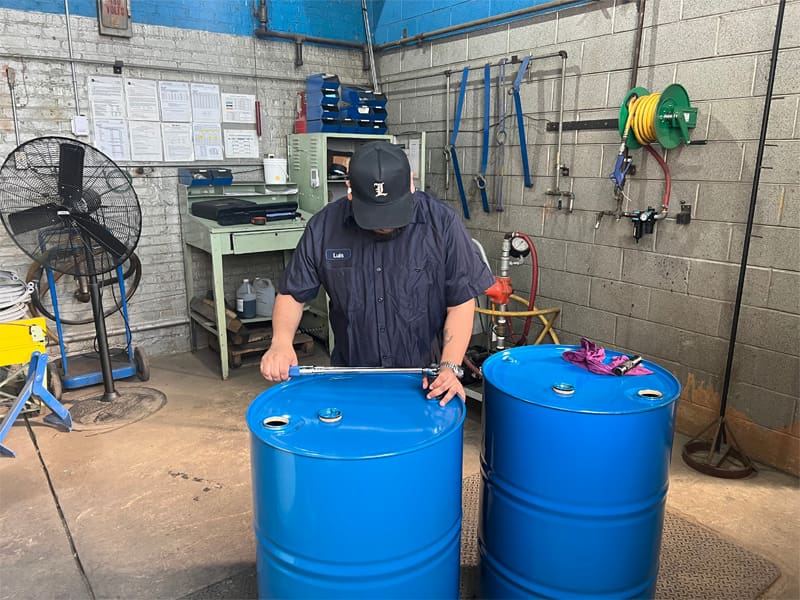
xmin=509 ymin=236 xmax=530 ymax=258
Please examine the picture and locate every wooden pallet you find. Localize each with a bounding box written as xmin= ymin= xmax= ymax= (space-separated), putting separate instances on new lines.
xmin=209 ymin=329 xmax=314 ymax=368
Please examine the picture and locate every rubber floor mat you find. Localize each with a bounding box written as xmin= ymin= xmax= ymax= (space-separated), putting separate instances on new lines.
xmin=460 ymin=473 xmax=781 ymax=599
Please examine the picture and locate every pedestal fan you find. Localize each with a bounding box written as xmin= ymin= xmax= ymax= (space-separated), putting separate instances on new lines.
xmin=0 ymin=137 xmax=144 ymax=402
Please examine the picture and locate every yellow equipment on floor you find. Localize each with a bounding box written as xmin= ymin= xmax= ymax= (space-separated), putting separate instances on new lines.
xmin=0 ymin=318 xmax=72 ymax=457
xmin=0 ymin=317 xmax=50 ymax=414
xmin=0 ymin=317 xmax=47 ymax=365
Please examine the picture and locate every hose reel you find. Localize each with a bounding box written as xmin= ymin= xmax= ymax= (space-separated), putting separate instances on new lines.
xmin=619 ymin=84 xmax=698 ymax=149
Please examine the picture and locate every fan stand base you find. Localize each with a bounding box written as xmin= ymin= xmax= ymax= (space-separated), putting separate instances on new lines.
xmin=101 ymin=390 xmax=120 ymax=403
xmin=67 ymin=386 xmax=167 ymax=429
xmin=682 ymin=416 xmax=756 ymax=479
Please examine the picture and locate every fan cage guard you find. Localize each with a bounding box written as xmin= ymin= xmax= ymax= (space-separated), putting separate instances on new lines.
xmin=0 ymin=136 xmax=142 ymax=278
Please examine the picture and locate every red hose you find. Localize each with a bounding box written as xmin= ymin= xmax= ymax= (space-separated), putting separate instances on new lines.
xmin=513 ymin=232 xmax=538 ymax=346
xmin=644 ymin=144 xmax=671 ymax=210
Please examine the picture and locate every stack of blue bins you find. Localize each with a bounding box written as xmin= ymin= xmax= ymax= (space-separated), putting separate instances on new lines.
xmin=306 ymin=74 xmax=340 ymax=133
xmin=340 ymin=85 xmax=388 ymax=135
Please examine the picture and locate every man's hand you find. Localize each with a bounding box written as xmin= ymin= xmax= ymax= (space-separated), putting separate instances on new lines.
xmin=260 ymin=344 xmax=298 ymax=382
xmin=423 ymin=369 xmax=464 ymax=406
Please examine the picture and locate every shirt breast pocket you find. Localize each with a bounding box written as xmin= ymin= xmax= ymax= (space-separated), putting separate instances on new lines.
xmin=323 ymin=265 xmax=364 ymax=313
xmin=397 ymin=259 xmax=436 ymax=315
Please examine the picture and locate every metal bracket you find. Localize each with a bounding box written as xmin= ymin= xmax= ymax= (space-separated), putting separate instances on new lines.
xmin=546 ymin=118 xmax=618 ymax=132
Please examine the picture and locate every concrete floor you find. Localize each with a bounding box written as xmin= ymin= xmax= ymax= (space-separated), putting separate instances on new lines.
xmin=1 ymin=344 xmax=798 ymax=599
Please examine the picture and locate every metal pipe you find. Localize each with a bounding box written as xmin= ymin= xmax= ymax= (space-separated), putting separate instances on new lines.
xmin=444 ymin=70 xmax=451 ymax=195
xmin=5 ymin=67 xmax=20 ymax=146
xmin=62 ymin=317 xmax=189 ymax=344
xmin=381 ymin=51 xmax=566 ymax=86
xmin=254 ymin=27 xmax=365 ymax=50
xmin=252 ymin=0 xmax=362 ymax=51
xmin=718 ymin=0 xmax=785 ymax=423
xmin=555 ymin=51 xmax=567 ymax=191
xmin=547 ymin=51 xmax=568 ymax=196
xmin=63 ymin=0 xmax=80 ymax=115
xmin=494 ymin=235 xmax=512 ymax=351
xmin=375 ymin=0 xmax=597 ymax=51
xmin=361 ymin=0 xmax=380 ymax=92
xmin=629 ymin=0 xmax=646 ymax=89
xmin=4 ymin=52 xmax=311 ymax=84
xmin=256 ymin=0 xmax=267 ymax=28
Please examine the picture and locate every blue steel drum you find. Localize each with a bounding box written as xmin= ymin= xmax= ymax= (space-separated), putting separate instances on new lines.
xmin=479 ymin=345 xmax=681 ymax=599
xmin=247 ymin=373 xmax=465 ymax=599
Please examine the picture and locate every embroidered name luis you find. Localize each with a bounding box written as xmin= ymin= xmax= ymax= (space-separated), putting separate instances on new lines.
xmin=325 ymin=248 xmax=352 ymax=261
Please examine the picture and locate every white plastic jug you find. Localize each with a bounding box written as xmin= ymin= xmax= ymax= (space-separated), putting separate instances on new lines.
xmin=253 ymin=278 xmax=276 ymax=317
xmin=236 ymin=279 xmax=257 ymax=319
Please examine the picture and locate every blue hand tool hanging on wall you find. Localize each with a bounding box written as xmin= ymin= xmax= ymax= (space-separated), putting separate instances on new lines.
xmin=512 ymin=55 xmax=533 ymax=188
xmin=449 ymin=67 xmax=471 ymax=219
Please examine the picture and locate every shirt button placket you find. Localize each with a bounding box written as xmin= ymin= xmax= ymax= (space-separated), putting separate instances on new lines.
xmin=375 ymin=261 xmax=389 ymax=365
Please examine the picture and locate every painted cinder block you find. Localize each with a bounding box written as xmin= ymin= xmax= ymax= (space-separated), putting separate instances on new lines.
xmin=589 ymin=278 xmax=651 ymax=320
xmin=647 ymin=289 xmax=726 ymax=337
xmin=732 ymin=343 xmax=800 ymax=398
xmin=565 ymin=241 xmax=623 ymax=279
xmin=559 ymin=301 xmax=617 ymax=346
xmin=621 ymin=248 xmax=689 ymax=293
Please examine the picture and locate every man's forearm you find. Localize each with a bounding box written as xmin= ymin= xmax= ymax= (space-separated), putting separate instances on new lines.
xmin=270 ymin=293 xmax=305 ymax=347
xmin=441 ymin=299 xmax=475 ymax=365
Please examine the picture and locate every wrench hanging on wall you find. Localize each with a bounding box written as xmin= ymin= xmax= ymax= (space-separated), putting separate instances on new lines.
xmin=473 ymin=63 xmax=491 ymax=214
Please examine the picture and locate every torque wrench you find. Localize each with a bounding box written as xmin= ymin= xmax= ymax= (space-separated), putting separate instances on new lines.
xmin=289 ymin=365 xmax=439 ymax=377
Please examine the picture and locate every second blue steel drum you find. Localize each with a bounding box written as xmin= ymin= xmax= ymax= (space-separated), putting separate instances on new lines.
xmin=479 ymin=345 xmax=681 ymax=599
xmin=247 ymin=373 xmax=465 ymax=599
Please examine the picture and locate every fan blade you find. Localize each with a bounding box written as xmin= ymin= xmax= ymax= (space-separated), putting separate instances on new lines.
xmin=7 ymin=203 xmax=63 ymax=234
xmin=71 ymin=214 xmax=129 ymax=259
xmin=58 ymin=143 xmax=85 ymax=207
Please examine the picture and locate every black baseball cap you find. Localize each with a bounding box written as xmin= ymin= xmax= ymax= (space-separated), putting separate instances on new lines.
xmin=348 ymin=141 xmax=413 ymax=230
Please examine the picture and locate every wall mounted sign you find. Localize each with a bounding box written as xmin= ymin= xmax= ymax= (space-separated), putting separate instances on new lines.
xmin=97 ymin=0 xmax=132 ymax=38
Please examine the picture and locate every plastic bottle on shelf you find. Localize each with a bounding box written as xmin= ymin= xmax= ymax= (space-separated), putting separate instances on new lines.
xmin=253 ymin=278 xmax=276 ymax=317
xmin=236 ymin=279 xmax=257 ymax=319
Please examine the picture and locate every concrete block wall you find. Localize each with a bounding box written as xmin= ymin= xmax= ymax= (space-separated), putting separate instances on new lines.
xmin=0 ymin=7 xmax=367 ymax=359
xmin=377 ymin=0 xmax=800 ymax=474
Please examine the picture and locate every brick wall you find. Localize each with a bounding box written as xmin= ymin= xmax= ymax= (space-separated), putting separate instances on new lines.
xmin=377 ymin=0 xmax=800 ymax=474
xmin=0 ymin=7 xmax=368 ymax=358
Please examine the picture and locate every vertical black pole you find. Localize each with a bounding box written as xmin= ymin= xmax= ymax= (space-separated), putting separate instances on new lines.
xmin=83 ymin=243 xmax=119 ymax=402
xmin=629 ymin=0 xmax=646 ymax=89
xmin=717 ymin=0 xmax=785 ymax=431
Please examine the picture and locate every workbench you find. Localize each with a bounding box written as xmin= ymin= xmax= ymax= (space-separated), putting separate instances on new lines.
xmin=179 ymin=181 xmax=312 ymax=379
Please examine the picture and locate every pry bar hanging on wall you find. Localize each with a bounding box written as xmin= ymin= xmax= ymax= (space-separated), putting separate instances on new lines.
xmin=512 ymin=55 xmax=533 ymax=188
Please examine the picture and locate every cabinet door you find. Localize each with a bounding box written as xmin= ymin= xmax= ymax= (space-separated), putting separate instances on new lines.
xmin=289 ymin=134 xmax=326 ymax=215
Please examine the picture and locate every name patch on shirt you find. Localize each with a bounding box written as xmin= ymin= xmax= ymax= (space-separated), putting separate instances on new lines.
xmin=325 ymin=248 xmax=352 ymax=261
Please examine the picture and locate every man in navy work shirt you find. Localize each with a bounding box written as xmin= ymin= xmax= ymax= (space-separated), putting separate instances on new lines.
xmin=260 ymin=141 xmax=494 ymax=405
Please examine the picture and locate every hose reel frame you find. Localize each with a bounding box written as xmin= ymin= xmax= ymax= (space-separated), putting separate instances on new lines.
xmin=618 ymin=84 xmax=698 ymax=149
